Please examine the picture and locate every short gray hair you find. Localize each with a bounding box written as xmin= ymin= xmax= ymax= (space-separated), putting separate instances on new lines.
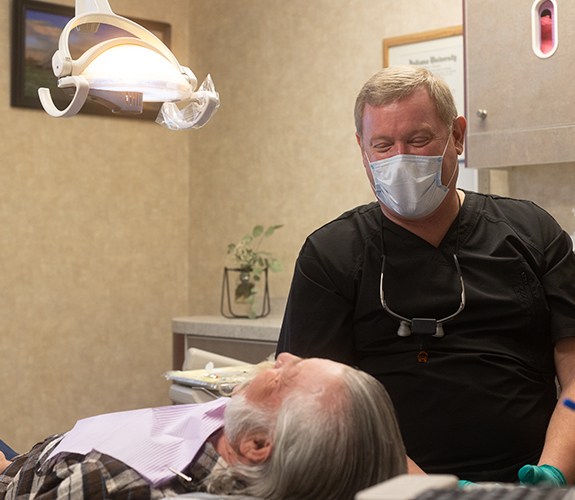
xmin=204 ymin=366 xmax=406 ymax=500
xmin=354 ymin=65 xmax=457 ymax=136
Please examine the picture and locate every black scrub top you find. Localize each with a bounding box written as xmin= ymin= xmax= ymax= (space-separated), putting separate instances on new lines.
xmin=277 ymin=191 xmax=575 ymax=482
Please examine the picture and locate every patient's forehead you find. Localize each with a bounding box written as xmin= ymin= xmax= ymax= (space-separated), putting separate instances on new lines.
xmin=241 ymin=355 xmax=346 ymax=408
xmin=301 ymin=357 xmax=347 ymax=379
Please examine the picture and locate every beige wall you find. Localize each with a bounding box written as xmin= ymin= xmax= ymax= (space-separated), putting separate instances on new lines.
xmin=3 ymin=0 xmax=574 ymax=454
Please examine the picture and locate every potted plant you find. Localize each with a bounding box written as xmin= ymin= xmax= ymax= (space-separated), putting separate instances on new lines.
xmin=221 ymin=224 xmax=283 ymax=319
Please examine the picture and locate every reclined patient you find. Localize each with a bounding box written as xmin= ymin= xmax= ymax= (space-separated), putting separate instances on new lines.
xmin=0 ymin=353 xmax=406 ymax=499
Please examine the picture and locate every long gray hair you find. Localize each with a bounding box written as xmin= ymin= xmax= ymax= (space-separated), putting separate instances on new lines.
xmin=204 ymin=366 xmax=406 ymax=500
xmin=354 ymin=65 xmax=458 ymax=136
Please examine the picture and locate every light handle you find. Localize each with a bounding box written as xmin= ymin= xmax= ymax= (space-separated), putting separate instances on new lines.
xmin=38 ymin=76 xmax=90 ymax=118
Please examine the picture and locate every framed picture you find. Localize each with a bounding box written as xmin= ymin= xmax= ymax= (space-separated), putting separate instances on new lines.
xmin=11 ymin=0 xmax=172 ymax=120
xmin=383 ymin=26 xmax=463 ymax=118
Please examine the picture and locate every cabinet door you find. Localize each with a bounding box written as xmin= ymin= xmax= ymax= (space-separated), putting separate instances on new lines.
xmin=464 ymin=0 xmax=575 ymax=168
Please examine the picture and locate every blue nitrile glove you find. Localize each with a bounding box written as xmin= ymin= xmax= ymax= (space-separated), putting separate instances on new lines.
xmin=518 ymin=464 xmax=567 ymax=487
xmin=458 ymin=480 xmax=477 ymax=489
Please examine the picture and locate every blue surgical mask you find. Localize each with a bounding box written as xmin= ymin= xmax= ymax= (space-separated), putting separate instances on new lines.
xmin=367 ymin=134 xmax=454 ymax=219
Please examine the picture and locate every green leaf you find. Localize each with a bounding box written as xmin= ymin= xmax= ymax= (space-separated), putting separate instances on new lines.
xmin=268 ymin=258 xmax=283 ymax=272
xmin=227 ymin=224 xmax=283 ymax=278
xmin=264 ymin=224 xmax=283 ymax=237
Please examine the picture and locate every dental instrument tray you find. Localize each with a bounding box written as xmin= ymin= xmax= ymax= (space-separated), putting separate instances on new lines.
xmin=164 ymin=364 xmax=256 ymax=391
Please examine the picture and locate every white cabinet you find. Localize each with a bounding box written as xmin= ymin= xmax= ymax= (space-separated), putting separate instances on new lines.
xmin=464 ymin=0 xmax=575 ymax=169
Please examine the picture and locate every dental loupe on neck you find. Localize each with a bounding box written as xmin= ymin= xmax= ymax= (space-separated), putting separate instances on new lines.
xmin=379 ymin=253 xmax=466 ymax=338
xmin=38 ymin=0 xmax=219 ymax=130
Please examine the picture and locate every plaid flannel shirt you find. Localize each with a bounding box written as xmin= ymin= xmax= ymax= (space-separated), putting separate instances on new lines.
xmin=0 ymin=434 xmax=225 ymax=499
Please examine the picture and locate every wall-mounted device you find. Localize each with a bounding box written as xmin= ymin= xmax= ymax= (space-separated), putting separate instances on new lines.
xmin=532 ymin=0 xmax=558 ymax=58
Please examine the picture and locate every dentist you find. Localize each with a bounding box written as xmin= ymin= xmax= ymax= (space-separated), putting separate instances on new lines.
xmin=277 ymin=65 xmax=575 ymax=485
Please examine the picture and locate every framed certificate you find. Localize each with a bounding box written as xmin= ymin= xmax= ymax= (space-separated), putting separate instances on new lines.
xmin=383 ymin=26 xmax=464 ymax=117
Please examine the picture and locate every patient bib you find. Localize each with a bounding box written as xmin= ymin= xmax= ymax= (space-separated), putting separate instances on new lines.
xmin=46 ymin=397 xmax=229 ymax=485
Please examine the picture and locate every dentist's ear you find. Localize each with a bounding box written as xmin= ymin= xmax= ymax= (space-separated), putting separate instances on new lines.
xmin=452 ymin=116 xmax=467 ymax=155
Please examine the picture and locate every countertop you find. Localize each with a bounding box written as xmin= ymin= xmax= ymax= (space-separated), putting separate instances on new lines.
xmin=172 ymin=315 xmax=282 ymax=342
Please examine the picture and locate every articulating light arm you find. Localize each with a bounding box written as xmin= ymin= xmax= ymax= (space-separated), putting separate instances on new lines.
xmin=75 ymin=0 xmax=113 ymax=16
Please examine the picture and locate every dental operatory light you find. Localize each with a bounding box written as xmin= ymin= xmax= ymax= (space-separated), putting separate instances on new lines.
xmin=38 ymin=0 xmax=219 ymax=130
